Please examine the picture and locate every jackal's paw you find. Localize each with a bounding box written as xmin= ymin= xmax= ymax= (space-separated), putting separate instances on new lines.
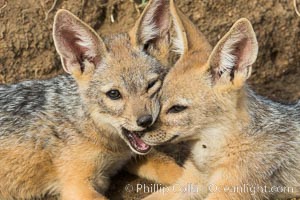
xmin=143 ymin=191 xmax=181 ymax=200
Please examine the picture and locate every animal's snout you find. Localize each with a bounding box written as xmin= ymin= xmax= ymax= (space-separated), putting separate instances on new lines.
xmin=136 ymin=115 xmax=153 ymax=128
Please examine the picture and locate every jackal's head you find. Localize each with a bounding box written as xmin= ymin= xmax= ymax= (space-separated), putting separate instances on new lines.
xmin=53 ymin=0 xmax=172 ymax=155
xmin=141 ymin=0 xmax=258 ymax=146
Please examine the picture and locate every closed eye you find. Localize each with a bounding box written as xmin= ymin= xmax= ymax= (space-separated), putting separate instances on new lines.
xmin=147 ymin=80 xmax=157 ymax=91
xmin=147 ymin=80 xmax=161 ymax=97
xmin=167 ymin=105 xmax=188 ymax=114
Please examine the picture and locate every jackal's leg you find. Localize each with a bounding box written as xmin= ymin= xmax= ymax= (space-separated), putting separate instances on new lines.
xmin=142 ymin=160 xmax=204 ymax=200
xmin=59 ymin=157 xmax=109 ymax=200
xmin=61 ymin=181 xmax=108 ymax=200
xmin=61 ymin=165 xmax=107 ymax=200
xmin=126 ymin=149 xmax=184 ymax=185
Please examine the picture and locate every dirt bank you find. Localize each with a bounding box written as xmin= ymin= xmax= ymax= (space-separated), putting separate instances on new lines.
xmin=1 ymin=0 xmax=299 ymax=102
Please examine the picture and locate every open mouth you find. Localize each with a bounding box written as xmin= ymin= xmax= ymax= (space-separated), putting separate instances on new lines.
xmin=122 ymin=128 xmax=152 ymax=154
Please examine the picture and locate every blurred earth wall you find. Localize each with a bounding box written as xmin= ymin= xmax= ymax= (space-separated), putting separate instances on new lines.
xmin=0 ymin=0 xmax=299 ymax=102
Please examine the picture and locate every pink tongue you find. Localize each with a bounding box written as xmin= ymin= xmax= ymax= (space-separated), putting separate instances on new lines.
xmin=132 ymin=133 xmax=150 ymax=151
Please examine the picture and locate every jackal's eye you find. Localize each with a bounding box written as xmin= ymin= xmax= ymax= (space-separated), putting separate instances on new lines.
xmin=106 ymin=90 xmax=122 ymax=100
xmin=167 ymin=105 xmax=187 ymax=114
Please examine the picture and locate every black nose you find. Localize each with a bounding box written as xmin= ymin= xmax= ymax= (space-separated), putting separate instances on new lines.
xmin=137 ymin=115 xmax=153 ymax=128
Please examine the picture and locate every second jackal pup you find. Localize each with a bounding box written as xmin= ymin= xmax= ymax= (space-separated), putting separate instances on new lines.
xmin=0 ymin=0 xmax=179 ymax=199
xmin=142 ymin=1 xmax=300 ymax=199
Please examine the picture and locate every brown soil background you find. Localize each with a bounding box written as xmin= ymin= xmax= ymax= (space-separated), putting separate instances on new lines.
xmin=0 ymin=0 xmax=299 ymax=199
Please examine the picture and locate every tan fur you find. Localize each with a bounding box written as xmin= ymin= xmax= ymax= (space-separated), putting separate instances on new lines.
xmin=170 ymin=0 xmax=211 ymax=63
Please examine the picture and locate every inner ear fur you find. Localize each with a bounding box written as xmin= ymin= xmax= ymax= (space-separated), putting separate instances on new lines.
xmin=129 ymin=0 xmax=172 ymax=65
xmin=208 ymin=18 xmax=258 ymax=89
xmin=53 ymin=9 xmax=107 ymax=76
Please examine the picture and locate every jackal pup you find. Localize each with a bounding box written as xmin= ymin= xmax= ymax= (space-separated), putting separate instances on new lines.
xmin=142 ymin=1 xmax=300 ymax=199
xmin=0 ymin=0 xmax=183 ymax=199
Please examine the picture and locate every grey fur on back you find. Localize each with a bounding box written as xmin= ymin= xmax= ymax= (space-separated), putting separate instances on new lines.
xmin=0 ymin=75 xmax=82 ymax=140
xmin=245 ymin=87 xmax=300 ymax=198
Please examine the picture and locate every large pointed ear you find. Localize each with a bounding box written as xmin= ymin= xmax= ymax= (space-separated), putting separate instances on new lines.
xmin=53 ymin=9 xmax=107 ymax=77
xmin=170 ymin=0 xmax=211 ymax=64
xmin=208 ymin=18 xmax=258 ymax=89
xmin=129 ymin=0 xmax=171 ymax=64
